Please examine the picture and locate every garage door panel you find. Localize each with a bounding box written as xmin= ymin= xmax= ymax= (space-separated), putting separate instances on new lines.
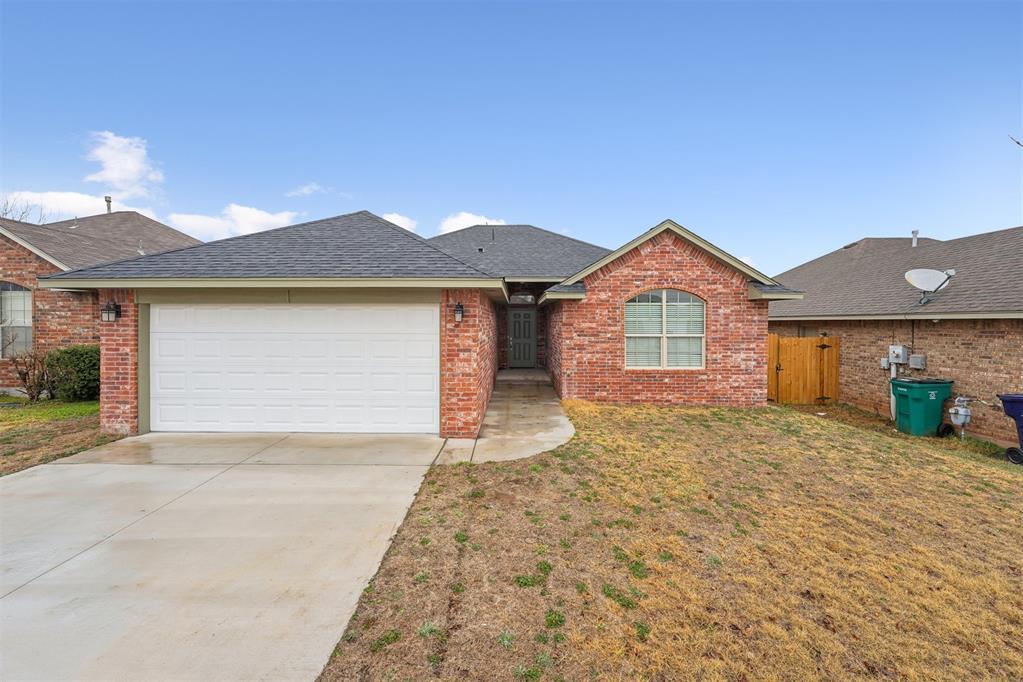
xmin=150 ymin=304 xmax=439 ymax=433
xmin=152 ymin=305 xmax=190 ymax=330
xmin=153 ymin=337 xmax=187 ymax=360
xmin=296 ymin=371 xmax=330 ymax=393
xmin=225 ymin=372 xmax=259 ymax=393
xmin=406 ymin=373 xmax=438 ymax=393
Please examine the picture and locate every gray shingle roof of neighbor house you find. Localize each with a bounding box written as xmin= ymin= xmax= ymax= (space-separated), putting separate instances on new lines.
xmin=0 ymin=212 xmax=201 ymax=270
xmin=427 ymin=224 xmax=612 ymax=278
xmin=43 ymin=211 xmax=493 ymax=281
xmin=769 ymin=225 xmax=1023 ymax=318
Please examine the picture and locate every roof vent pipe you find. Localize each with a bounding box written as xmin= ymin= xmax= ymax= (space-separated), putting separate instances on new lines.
xmin=104 ymin=196 xmax=112 ymax=213
xmin=911 ymin=229 xmax=919 ymax=247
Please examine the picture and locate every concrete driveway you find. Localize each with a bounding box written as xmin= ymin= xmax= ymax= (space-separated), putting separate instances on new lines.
xmin=0 ymin=433 xmax=441 ymax=681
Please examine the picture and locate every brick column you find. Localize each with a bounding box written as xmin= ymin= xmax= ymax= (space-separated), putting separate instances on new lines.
xmin=98 ymin=288 xmax=138 ymax=435
xmin=440 ymin=289 xmax=497 ymax=438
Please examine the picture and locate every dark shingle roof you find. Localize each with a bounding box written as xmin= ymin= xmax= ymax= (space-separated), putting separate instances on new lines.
xmin=428 ymin=224 xmax=611 ymax=278
xmin=45 ymin=211 xmax=491 ymax=280
xmin=0 ymin=212 xmax=200 ymax=270
xmin=750 ymin=283 xmax=803 ymax=296
xmin=544 ymin=282 xmax=586 ymax=295
xmin=769 ymin=226 xmax=1023 ymax=317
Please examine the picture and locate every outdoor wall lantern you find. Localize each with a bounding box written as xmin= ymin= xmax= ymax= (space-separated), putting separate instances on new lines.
xmin=100 ymin=301 xmax=122 ymax=322
xmin=454 ymin=302 xmax=464 ymax=323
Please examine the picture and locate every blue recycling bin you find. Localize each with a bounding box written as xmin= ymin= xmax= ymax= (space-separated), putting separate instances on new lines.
xmin=997 ymin=394 xmax=1023 ymax=464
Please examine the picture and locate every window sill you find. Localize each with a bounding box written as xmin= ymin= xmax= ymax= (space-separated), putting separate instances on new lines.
xmin=624 ymin=366 xmax=706 ymax=372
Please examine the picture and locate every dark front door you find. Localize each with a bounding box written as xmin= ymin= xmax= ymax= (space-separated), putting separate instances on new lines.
xmin=508 ymin=308 xmax=536 ymax=368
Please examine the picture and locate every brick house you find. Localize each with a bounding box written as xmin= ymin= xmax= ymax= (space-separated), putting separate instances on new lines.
xmin=0 ymin=212 xmax=200 ymax=391
xmin=39 ymin=211 xmax=798 ymax=437
xmin=769 ymin=226 xmax=1023 ymax=444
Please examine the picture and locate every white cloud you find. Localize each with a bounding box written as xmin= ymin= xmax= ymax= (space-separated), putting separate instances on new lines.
xmin=382 ymin=213 xmax=417 ymax=232
xmin=739 ymin=255 xmax=756 ymax=267
xmin=438 ymin=211 xmax=506 ymax=234
xmin=4 ymin=190 xmax=154 ymax=221
xmin=168 ymin=204 xmax=298 ymax=241
xmin=83 ymin=131 xmax=164 ymax=199
xmin=285 ymin=182 xmax=329 ymax=197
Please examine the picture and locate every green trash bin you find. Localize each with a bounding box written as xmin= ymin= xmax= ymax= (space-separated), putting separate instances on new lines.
xmin=890 ymin=378 xmax=953 ymax=436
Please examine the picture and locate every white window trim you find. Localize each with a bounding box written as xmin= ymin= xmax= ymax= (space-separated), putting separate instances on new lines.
xmin=0 ymin=282 xmax=33 ymax=359
xmin=624 ymin=289 xmax=706 ymax=370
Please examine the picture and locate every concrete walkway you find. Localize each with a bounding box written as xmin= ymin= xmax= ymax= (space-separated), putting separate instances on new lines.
xmin=0 ymin=433 xmax=438 ymax=681
xmin=437 ymin=369 xmax=575 ymax=464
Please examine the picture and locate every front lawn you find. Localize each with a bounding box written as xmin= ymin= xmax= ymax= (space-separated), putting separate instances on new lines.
xmin=0 ymin=398 xmax=115 ymax=475
xmin=321 ymin=401 xmax=1023 ymax=680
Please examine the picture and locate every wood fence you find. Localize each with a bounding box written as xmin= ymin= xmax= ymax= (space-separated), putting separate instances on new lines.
xmin=767 ymin=334 xmax=840 ymax=404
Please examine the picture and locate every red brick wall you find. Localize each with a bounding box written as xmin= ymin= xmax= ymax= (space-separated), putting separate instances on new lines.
xmin=0 ymin=236 xmax=99 ymax=388
xmin=440 ymin=288 xmax=498 ymax=438
xmin=98 ymin=288 xmax=138 ymax=435
xmin=770 ymin=318 xmax=1023 ymax=443
xmin=548 ymin=231 xmax=769 ymax=405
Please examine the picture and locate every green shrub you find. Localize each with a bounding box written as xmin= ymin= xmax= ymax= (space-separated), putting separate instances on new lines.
xmin=46 ymin=345 xmax=100 ymax=401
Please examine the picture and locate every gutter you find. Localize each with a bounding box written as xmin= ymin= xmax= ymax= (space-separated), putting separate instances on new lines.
xmin=769 ymin=311 xmax=1023 ymax=321
xmin=38 ymin=277 xmax=511 ymax=303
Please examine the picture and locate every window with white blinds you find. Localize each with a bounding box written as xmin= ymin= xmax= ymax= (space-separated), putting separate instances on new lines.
xmin=0 ymin=282 xmax=32 ymax=359
xmin=624 ymin=289 xmax=704 ymax=368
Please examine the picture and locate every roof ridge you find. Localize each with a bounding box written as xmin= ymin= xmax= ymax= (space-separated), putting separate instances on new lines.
xmin=371 ymin=213 xmax=492 ymax=277
xmin=433 ymin=222 xmax=609 ymax=252
xmin=516 ymin=224 xmax=610 ymax=251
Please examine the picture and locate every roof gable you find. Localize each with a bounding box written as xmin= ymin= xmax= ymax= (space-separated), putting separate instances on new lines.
xmin=0 ymin=218 xmax=70 ymax=269
xmin=561 ymin=219 xmax=781 ymax=287
xmin=427 ymin=224 xmax=611 ymax=279
xmin=44 ymin=211 xmax=494 ymax=281
xmin=769 ymin=225 xmax=1023 ymax=318
xmin=0 ymin=212 xmax=200 ymax=270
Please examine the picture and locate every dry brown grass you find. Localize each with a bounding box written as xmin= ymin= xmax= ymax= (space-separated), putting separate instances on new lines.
xmin=0 ymin=400 xmax=115 ymax=475
xmin=321 ymin=402 xmax=1023 ymax=681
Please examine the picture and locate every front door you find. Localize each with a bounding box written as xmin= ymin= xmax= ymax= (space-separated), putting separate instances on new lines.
xmin=508 ymin=308 xmax=536 ymax=368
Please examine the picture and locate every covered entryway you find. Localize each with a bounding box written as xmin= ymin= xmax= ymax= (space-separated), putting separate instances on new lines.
xmin=149 ymin=303 xmax=440 ymax=433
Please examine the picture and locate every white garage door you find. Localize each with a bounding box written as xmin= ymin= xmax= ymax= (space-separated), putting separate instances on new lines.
xmin=149 ymin=303 xmax=440 ymax=433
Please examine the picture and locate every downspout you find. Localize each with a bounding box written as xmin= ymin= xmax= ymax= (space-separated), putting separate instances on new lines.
xmin=890 ymin=360 xmax=898 ymax=420
xmin=889 ymin=320 xmax=897 ymax=420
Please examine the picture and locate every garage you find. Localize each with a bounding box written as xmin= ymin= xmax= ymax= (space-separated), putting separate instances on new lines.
xmin=149 ymin=303 xmax=440 ymax=433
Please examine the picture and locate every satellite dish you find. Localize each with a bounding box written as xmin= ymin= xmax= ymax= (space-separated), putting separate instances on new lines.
xmin=905 ymin=268 xmax=955 ymax=304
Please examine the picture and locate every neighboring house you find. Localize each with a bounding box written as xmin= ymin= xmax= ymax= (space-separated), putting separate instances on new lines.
xmin=0 ymin=212 xmax=201 ymax=391
xmin=38 ymin=210 xmax=799 ymax=438
xmin=769 ymin=226 xmax=1023 ymax=443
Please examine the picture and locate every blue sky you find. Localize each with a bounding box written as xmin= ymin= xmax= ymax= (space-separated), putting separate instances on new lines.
xmin=1 ymin=1 xmax=1020 ymax=275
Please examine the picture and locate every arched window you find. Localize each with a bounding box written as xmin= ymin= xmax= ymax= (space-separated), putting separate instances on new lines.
xmin=624 ymin=289 xmax=704 ymax=368
xmin=1 ymin=282 xmax=32 ymax=358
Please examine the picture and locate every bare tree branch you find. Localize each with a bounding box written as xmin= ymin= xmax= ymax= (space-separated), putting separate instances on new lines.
xmin=0 ymin=195 xmax=49 ymax=224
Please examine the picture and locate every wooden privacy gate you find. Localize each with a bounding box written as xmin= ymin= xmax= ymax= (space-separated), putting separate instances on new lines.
xmin=767 ymin=334 xmax=840 ymax=404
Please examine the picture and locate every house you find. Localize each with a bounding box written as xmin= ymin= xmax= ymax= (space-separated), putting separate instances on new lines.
xmin=0 ymin=211 xmax=201 ymax=391
xmin=769 ymin=225 xmax=1023 ymax=443
xmin=38 ymin=210 xmax=799 ymax=438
